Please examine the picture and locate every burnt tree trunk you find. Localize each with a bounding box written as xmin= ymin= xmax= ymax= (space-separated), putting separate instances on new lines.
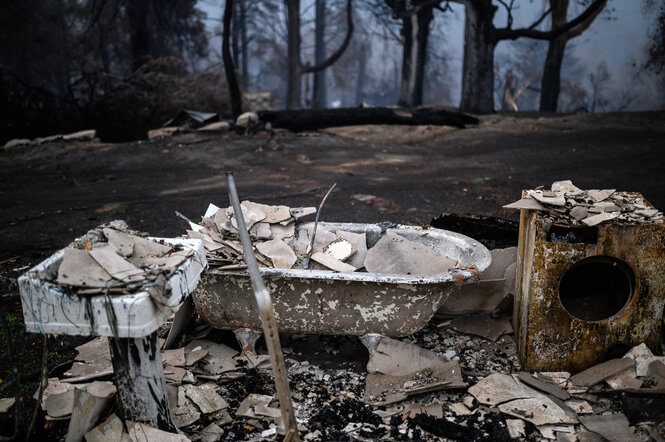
xmin=540 ymin=0 xmax=570 ymax=112
xmin=223 ymin=0 xmax=243 ymax=118
xmin=109 ymin=333 xmax=176 ymax=431
xmin=240 ymin=0 xmax=249 ymax=84
xmin=355 ymin=39 xmax=367 ymax=104
xmin=286 ymin=0 xmax=302 ymax=109
xmin=258 ymin=107 xmax=478 ymax=131
xmin=127 ymin=0 xmax=150 ymax=71
xmin=398 ymin=1 xmax=434 ymax=107
xmin=313 ymin=0 xmax=327 ymax=109
xmin=460 ymin=0 xmax=496 ymax=114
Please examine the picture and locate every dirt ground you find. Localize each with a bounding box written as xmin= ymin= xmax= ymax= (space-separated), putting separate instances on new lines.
xmin=1 ymin=111 xmax=664 ymax=438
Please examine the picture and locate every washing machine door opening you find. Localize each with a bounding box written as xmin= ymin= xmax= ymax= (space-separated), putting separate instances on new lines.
xmin=558 ymin=256 xmax=635 ymax=322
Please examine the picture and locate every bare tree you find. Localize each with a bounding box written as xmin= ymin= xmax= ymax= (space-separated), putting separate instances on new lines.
xmin=449 ymin=0 xmax=606 ymax=114
xmin=313 ymin=0 xmax=328 ymax=108
xmin=285 ymin=0 xmax=354 ymax=109
xmin=223 ymin=0 xmax=242 ymax=117
xmin=540 ymin=0 xmax=606 ymax=112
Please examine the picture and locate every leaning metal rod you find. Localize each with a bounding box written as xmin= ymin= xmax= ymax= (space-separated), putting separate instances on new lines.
xmin=226 ymin=171 xmax=300 ymax=442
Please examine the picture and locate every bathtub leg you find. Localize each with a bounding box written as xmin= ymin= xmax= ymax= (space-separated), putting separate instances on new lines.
xmin=235 ymin=328 xmax=262 ymax=355
xmin=359 ymin=333 xmax=384 ymax=357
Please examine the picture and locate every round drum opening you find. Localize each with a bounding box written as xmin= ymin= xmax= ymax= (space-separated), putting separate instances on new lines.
xmin=558 ymin=256 xmax=635 ymax=321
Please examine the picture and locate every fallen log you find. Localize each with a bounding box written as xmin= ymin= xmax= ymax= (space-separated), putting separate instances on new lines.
xmin=257 ymin=107 xmax=479 ymax=131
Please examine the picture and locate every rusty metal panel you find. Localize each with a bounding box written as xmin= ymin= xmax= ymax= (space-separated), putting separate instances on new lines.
xmin=514 ymin=207 xmax=665 ymax=373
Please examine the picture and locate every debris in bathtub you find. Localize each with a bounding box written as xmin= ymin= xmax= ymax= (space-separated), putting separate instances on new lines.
xmin=322 ymin=237 xmax=356 ymax=261
xmin=363 ymin=231 xmax=458 ymax=275
xmin=310 ymin=251 xmax=357 ymax=272
xmin=503 ymin=180 xmax=664 ymax=225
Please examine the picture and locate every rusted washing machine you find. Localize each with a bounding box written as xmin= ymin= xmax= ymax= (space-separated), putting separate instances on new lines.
xmin=513 ymin=191 xmax=665 ymax=373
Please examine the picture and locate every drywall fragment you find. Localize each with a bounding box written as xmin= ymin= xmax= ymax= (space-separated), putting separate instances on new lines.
xmin=367 ymin=337 xmax=447 ymax=376
xmin=498 ymin=397 xmax=578 ymax=426
xmin=468 ymin=374 xmax=537 ymax=407
xmin=162 ymin=348 xmax=186 ymax=367
xmin=506 ymin=419 xmax=526 ymax=439
xmin=503 ymin=197 xmax=545 ymax=210
xmin=449 ymin=315 xmax=512 ymax=342
xmin=126 ymin=421 xmax=190 ymax=442
xmin=236 ymin=394 xmax=274 ymax=418
xmin=103 ymin=228 xmax=135 ymax=257
xmin=336 ymin=230 xmax=368 ymax=269
xmin=581 ymin=211 xmax=619 ymax=226
xmin=84 ymin=413 xmax=123 ymax=441
xmin=184 ymin=384 xmax=228 ymax=414
xmin=517 ymin=372 xmax=570 ymax=400
xmin=89 ymin=245 xmax=144 ymax=282
xmin=57 ymin=248 xmax=112 ymax=288
xmin=579 ymin=414 xmax=636 ymax=441
xmin=322 ymin=237 xmax=356 ymax=262
xmin=363 ymin=361 xmax=466 ymax=406
xmin=569 ymin=358 xmax=635 ymax=387
xmin=311 ymin=252 xmax=356 ymax=272
xmin=255 ymin=239 xmax=296 ymax=269
xmin=364 ymin=231 xmax=456 ymax=275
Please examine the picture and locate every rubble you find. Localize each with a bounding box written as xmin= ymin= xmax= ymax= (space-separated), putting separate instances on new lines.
xmin=504 ymin=180 xmax=664 ymax=225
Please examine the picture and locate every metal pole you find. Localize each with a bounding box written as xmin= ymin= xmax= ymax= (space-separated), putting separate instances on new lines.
xmin=226 ymin=171 xmax=300 ymax=441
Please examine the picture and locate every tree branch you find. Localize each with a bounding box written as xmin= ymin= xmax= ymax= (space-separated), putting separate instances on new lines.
xmin=390 ymin=0 xmax=443 ymax=19
xmin=495 ymin=0 xmax=606 ymax=41
xmin=301 ymin=0 xmax=354 ymax=74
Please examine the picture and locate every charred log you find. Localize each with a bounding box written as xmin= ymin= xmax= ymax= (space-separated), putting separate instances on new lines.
xmin=257 ymin=107 xmax=478 ymax=131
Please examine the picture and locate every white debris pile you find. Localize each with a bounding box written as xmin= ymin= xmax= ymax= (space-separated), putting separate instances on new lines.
xmin=504 ymin=180 xmax=664 ymax=226
xmin=184 ymin=202 xmax=460 ymax=275
xmin=51 ymin=221 xmax=193 ymax=295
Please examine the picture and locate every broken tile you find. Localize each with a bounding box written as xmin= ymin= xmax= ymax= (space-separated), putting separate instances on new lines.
xmin=185 ymin=349 xmax=208 ymax=366
xmin=363 ymin=361 xmax=466 ymax=406
xmin=503 ymin=197 xmax=546 ymax=210
xmin=164 ymin=366 xmax=186 ymax=384
xmin=0 ymin=398 xmax=15 ymax=413
xmin=449 ymin=315 xmax=512 ymax=342
xmin=605 ymin=366 xmax=642 ymax=390
xmin=270 ymin=222 xmax=295 ymax=242
xmin=228 ymin=201 xmax=266 ymax=229
xmin=290 ymin=207 xmax=316 ymax=220
xmin=185 ymin=339 xmax=238 ymax=361
xmin=126 ymin=421 xmax=190 ymax=442
xmin=530 ymin=190 xmax=566 ymax=206
xmin=581 ymin=211 xmax=620 ymax=226
xmin=579 ymin=414 xmax=636 ymax=441
xmin=506 ymin=419 xmax=526 ymax=439
xmin=57 ymin=248 xmax=112 ymax=288
xmin=517 ymin=372 xmax=570 ymax=400
xmin=84 ymin=413 xmax=124 ymax=441
xmin=565 ymin=399 xmax=593 ymax=414
xmin=468 ymin=373 xmax=537 ymax=406
xmin=498 ymin=397 xmax=577 ymax=426
xmin=539 ymin=425 xmax=575 ymax=440
xmin=249 ymin=222 xmax=272 ymax=240
xmin=46 ymin=389 xmax=75 ymax=418
xmin=184 ymin=384 xmax=228 ymax=414
xmin=322 ymin=237 xmax=356 ymax=261
xmin=366 ymin=337 xmax=447 ymax=376
xmin=172 ymin=387 xmax=201 ymax=428
xmin=66 ymin=385 xmax=115 ymax=442
xmin=311 ymin=252 xmax=356 ymax=272
xmin=569 ymin=358 xmax=635 ymax=387
xmin=569 ymin=205 xmax=589 ymax=221
xmin=336 ymin=230 xmax=368 ymax=269
xmin=193 ymin=423 xmax=224 ymax=442
xmin=537 ymin=372 xmax=570 ymax=387
xmin=245 ymin=201 xmax=292 ymax=224
xmin=624 ymin=343 xmax=662 ymax=377
xmin=448 ymin=402 xmax=472 ymax=416
xmin=551 ymin=180 xmax=583 ymax=195
xmin=236 ymin=394 xmax=273 ymax=418
xmin=253 ymin=404 xmax=282 ymax=420
xmin=162 ymin=348 xmax=186 ymax=367
xmin=404 ymin=403 xmax=443 ymax=419
xmin=587 ymin=189 xmax=616 ymax=202
xmin=255 ymin=239 xmax=296 ymax=269
xmin=364 ymin=231 xmax=456 ymax=275
xmin=103 ymin=228 xmax=135 ymax=257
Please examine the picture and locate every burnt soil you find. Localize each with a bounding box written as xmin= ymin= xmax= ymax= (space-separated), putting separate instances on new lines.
xmin=1 ymin=111 xmax=664 ymax=438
